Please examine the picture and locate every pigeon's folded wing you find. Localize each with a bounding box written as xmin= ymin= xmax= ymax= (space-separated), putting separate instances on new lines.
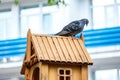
xmin=55 ymin=30 xmax=70 ymax=36
xmin=63 ymin=21 xmax=80 ymax=32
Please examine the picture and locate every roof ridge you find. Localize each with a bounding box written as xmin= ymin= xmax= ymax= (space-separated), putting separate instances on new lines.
xmin=32 ymin=33 xmax=81 ymax=40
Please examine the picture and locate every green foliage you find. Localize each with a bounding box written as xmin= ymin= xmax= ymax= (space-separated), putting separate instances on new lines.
xmin=0 ymin=0 xmax=66 ymax=6
xmin=14 ymin=0 xmax=19 ymax=5
xmin=0 ymin=0 xmax=19 ymax=5
xmin=48 ymin=0 xmax=56 ymax=5
xmin=48 ymin=0 xmax=66 ymax=6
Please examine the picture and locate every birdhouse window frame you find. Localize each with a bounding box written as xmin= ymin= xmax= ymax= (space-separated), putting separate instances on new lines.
xmin=58 ymin=68 xmax=72 ymax=80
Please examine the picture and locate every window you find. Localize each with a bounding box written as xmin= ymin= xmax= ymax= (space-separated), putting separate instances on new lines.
xmin=58 ymin=68 xmax=72 ymax=80
xmin=92 ymin=0 xmax=114 ymax=6
xmin=117 ymin=0 xmax=120 ymax=3
xmin=20 ymin=6 xmax=42 ymax=37
xmin=92 ymin=7 xmax=105 ymax=29
xmin=91 ymin=0 xmax=120 ymax=29
xmin=119 ymin=69 xmax=120 ymax=79
xmin=0 ymin=9 xmax=11 ymax=40
xmin=20 ymin=5 xmax=54 ymax=37
xmin=105 ymin=6 xmax=116 ymax=27
xmin=118 ymin=5 xmax=120 ymax=25
xmin=95 ymin=69 xmax=117 ymax=80
xmin=42 ymin=13 xmax=52 ymax=34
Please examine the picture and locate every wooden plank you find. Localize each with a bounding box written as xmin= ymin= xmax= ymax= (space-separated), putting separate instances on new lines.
xmin=39 ymin=62 xmax=42 ymax=80
xmin=41 ymin=64 xmax=49 ymax=80
xmin=72 ymin=66 xmax=81 ymax=80
xmin=42 ymin=36 xmax=54 ymax=60
xmin=25 ymin=29 xmax=31 ymax=79
xmin=81 ymin=64 xmax=88 ymax=80
xmin=78 ymin=40 xmax=93 ymax=64
xmin=68 ymin=38 xmax=82 ymax=63
xmin=63 ymin=38 xmax=76 ymax=62
xmin=57 ymin=38 xmax=71 ymax=62
xmin=26 ymin=29 xmax=31 ymax=61
xmin=52 ymin=37 xmax=66 ymax=62
xmin=73 ymin=39 xmax=88 ymax=63
xmin=32 ymin=36 xmax=43 ymax=60
xmin=47 ymin=37 xmax=60 ymax=61
xmin=37 ymin=36 xmax=49 ymax=60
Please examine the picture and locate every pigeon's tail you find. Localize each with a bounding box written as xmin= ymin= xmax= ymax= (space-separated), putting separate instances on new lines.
xmin=54 ymin=32 xmax=60 ymax=36
xmin=55 ymin=31 xmax=71 ymax=36
xmin=48 ymin=32 xmax=60 ymax=36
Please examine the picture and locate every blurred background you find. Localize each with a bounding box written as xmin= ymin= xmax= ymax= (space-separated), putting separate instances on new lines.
xmin=0 ymin=0 xmax=120 ymax=80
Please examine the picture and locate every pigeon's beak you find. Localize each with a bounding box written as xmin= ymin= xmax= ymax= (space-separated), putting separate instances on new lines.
xmin=85 ymin=20 xmax=89 ymax=27
xmin=86 ymin=24 xmax=88 ymax=27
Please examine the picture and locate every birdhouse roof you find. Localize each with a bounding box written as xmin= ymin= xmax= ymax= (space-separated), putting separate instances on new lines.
xmin=21 ymin=29 xmax=93 ymax=74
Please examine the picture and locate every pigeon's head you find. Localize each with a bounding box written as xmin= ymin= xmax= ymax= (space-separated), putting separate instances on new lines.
xmin=81 ymin=18 xmax=89 ymax=26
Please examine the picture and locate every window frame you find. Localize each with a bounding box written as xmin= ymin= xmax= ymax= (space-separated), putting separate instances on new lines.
xmin=58 ymin=68 xmax=72 ymax=80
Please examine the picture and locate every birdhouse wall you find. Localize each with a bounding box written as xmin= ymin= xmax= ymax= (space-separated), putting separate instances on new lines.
xmin=41 ymin=63 xmax=49 ymax=80
xmin=40 ymin=63 xmax=88 ymax=80
xmin=81 ymin=64 xmax=88 ymax=80
xmin=26 ymin=62 xmax=88 ymax=80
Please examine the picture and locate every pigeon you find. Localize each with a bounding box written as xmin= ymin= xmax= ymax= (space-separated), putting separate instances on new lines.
xmin=55 ymin=18 xmax=89 ymax=37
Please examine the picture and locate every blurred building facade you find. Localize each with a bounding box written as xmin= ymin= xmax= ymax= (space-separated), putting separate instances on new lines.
xmin=0 ymin=0 xmax=120 ymax=80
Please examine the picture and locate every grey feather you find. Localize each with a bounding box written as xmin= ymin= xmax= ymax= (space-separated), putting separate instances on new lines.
xmin=55 ymin=18 xmax=89 ymax=37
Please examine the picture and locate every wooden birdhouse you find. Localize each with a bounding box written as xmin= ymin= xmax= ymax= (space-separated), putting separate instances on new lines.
xmin=20 ymin=29 xmax=93 ymax=80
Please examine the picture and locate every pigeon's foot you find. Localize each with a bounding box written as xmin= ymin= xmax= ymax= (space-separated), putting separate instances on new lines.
xmin=71 ymin=35 xmax=76 ymax=39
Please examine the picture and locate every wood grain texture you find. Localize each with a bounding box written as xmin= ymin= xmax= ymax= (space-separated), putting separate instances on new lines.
xmin=30 ymin=34 xmax=92 ymax=64
xmin=21 ymin=32 xmax=93 ymax=75
xmin=81 ymin=64 xmax=88 ymax=80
